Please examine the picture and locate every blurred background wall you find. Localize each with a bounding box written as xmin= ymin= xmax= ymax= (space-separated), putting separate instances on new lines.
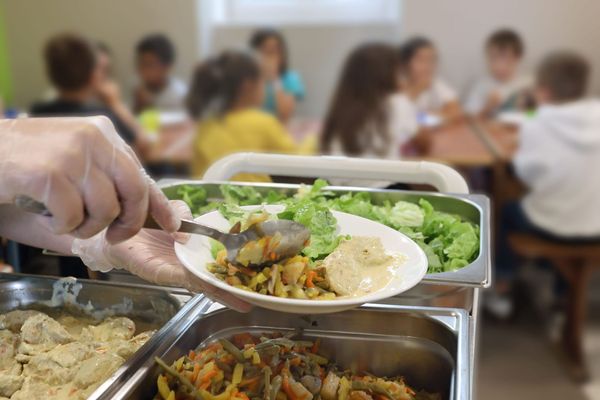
xmin=2 ymin=0 xmax=600 ymax=116
xmin=1 ymin=0 xmax=200 ymax=108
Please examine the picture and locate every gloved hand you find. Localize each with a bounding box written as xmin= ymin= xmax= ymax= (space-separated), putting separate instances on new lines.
xmin=0 ymin=116 xmax=178 ymax=243
xmin=72 ymin=200 xmax=252 ymax=313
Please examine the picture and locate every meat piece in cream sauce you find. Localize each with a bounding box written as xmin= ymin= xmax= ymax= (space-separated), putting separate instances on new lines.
xmin=0 ymin=309 xmax=154 ymax=399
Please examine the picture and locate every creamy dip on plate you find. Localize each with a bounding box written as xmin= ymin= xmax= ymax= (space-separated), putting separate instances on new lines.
xmin=323 ymin=236 xmax=406 ymax=297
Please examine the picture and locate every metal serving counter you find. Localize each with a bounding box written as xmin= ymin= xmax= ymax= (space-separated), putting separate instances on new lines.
xmin=102 ymin=300 xmax=470 ymax=400
xmin=0 ymin=156 xmax=487 ymax=399
xmin=159 ymin=178 xmax=489 ymax=399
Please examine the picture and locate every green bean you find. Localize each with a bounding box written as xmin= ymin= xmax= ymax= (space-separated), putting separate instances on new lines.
xmin=270 ymin=375 xmax=283 ymax=400
xmin=255 ymin=337 xmax=296 ymax=350
xmin=351 ymin=380 xmax=395 ymax=399
xmin=293 ymin=340 xmax=314 ymax=348
xmin=154 ymin=357 xmax=204 ymax=400
xmin=219 ymin=338 xmax=245 ymax=363
xmin=307 ymin=353 xmax=328 ymax=365
xmin=216 ymin=360 xmax=232 ymax=373
xmin=263 ymin=366 xmax=272 ymax=400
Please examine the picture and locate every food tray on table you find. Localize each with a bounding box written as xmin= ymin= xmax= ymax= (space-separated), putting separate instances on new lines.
xmin=103 ymin=299 xmax=470 ymax=400
xmin=160 ymin=180 xmax=491 ymax=289
xmin=0 ymin=272 xmax=203 ymax=400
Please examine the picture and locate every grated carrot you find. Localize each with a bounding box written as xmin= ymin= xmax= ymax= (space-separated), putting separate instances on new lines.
xmin=306 ymin=271 xmax=317 ymax=288
xmin=191 ymin=363 xmax=201 ymax=383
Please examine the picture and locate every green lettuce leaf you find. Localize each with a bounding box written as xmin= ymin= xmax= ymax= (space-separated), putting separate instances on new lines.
xmin=279 ymin=194 xmax=340 ymax=260
xmin=220 ymin=184 xmax=264 ymax=205
xmin=174 ymin=185 xmax=208 ymax=216
xmin=217 ymin=203 xmax=253 ymax=226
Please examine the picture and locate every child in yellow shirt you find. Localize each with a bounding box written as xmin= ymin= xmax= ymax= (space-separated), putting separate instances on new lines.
xmin=186 ymin=51 xmax=297 ymax=181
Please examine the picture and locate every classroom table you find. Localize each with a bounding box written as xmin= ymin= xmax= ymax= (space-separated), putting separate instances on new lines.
xmin=145 ymin=120 xmax=195 ymax=164
xmin=143 ymin=117 xmax=510 ymax=178
xmin=144 ymin=120 xmax=194 ymax=178
xmin=470 ymin=119 xmax=519 ymax=161
xmin=404 ymin=118 xmax=497 ymax=167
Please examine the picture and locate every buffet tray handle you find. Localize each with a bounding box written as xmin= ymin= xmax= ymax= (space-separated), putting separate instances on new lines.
xmin=203 ymin=153 xmax=469 ymax=194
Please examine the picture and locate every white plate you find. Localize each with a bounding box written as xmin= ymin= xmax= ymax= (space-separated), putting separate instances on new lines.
xmin=175 ymin=205 xmax=428 ymax=314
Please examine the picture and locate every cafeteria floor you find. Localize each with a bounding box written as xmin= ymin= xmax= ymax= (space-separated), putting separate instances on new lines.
xmin=477 ymin=270 xmax=600 ymax=400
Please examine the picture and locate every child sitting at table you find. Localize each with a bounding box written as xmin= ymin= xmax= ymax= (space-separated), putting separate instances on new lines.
xmin=249 ymin=28 xmax=305 ymax=123
xmin=465 ymin=29 xmax=532 ymax=117
xmin=399 ymin=37 xmax=462 ymax=125
xmin=321 ymin=43 xmax=418 ymax=159
xmin=492 ymin=51 xmax=600 ymax=318
xmin=31 ymin=33 xmax=144 ymax=150
xmin=133 ymin=33 xmax=188 ymax=113
xmin=320 ymin=43 xmax=421 ymax=187
xmin=186 ymin=50 xmax=297 ymax=182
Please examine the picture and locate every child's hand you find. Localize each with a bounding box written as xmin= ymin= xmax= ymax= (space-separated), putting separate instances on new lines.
xmin=486 ymin=91 xmax=502 ymax=108
xmin=261 ymin=55 xmax=280 ymax=82
xmin=96 ymin=79 xmax=123 ymax=107
xmin=134 ymin=86 xmax=154 ymax=111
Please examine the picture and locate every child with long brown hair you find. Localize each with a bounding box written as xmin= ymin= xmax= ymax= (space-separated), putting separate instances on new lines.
xmin=321 ymin=42 xmax=418 ymax=161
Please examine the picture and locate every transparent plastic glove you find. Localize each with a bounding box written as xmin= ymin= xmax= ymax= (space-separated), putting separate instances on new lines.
xmin=0 ymin=116 xmax=178 ymax=242
xmin=72 ymin=200 xmax=252 ymax=313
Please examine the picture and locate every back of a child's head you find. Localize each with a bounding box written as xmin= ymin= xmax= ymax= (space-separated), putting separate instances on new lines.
xmin=44 ymin=33 xmax=96 ymax=92
xmin=486 ymin=29 xmax=524 ymax=58
xmin=136 ymin=33 xmax=176 ymax=66
xmin=321 ymin=42 xmax=400 ymax=155
xmin=537 ymin=51 xmax=589 ymax=103
xmin=186 ymin=51 xmax=260 ymax=120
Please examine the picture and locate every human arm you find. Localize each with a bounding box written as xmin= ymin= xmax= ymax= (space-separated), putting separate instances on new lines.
xmin=132 ymin=85 xmax=155 ymax=114
xmin=478 ymin=91 xmax=502 ymax=118
xmin=438 ymin=100 xmax=463 ymax=123
xmin=71 ymin=200 xmax=251 ymax=312
xmin=433 ymin=80 xmax=463 ymax=123
xmin=96 ymin=80 xmax=152 ymax=156
xmin=272 ymin=83 xmax=296 ymax=123
xmin=512 ymin=120 xmax=546 ymax=188
xmin=0 ymin=117 xmax=177 ymax=243
xmin=0 ymin=201 xmax=251 ymax=312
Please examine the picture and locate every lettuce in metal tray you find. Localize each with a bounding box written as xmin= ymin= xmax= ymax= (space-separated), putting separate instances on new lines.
xmin=171 ymin=180 xmax=479 ymax=273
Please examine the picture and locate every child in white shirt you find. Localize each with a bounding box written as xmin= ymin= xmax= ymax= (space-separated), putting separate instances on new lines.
xmin=493 ymin=51 xmax=600 ymax=318
xmin=514 ymin=52 xmax=600 ymax=237
xmin=465 ymin=29 xmax=532 ymax=117
xmin=399 ymin=37 xmax=462 ymax=125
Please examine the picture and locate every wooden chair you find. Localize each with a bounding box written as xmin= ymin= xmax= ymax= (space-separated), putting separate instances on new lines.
xmin=508 ymin=233 xmax=600 ymax=382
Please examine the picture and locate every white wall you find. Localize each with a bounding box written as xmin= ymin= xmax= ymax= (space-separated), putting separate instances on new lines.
xmin=3 ymin=0 xmax=600 ymax=117
xmin=1 ymin=0 xmax=200 ymax=108
xmin=400 ymin=0 xmax=600 ymax=98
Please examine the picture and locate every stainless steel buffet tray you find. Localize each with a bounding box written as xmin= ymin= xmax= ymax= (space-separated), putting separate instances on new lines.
xmin=0 ymin=273 xmax=203 ymax=400
xmin=105 ymin=300 xmax=470 ymax=400
xmin=160 ymin=180 xmax=491 ymax=289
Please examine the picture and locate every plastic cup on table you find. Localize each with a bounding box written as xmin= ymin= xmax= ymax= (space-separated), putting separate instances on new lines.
xmin=139 ymin=109 xmax=160 ymax=141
